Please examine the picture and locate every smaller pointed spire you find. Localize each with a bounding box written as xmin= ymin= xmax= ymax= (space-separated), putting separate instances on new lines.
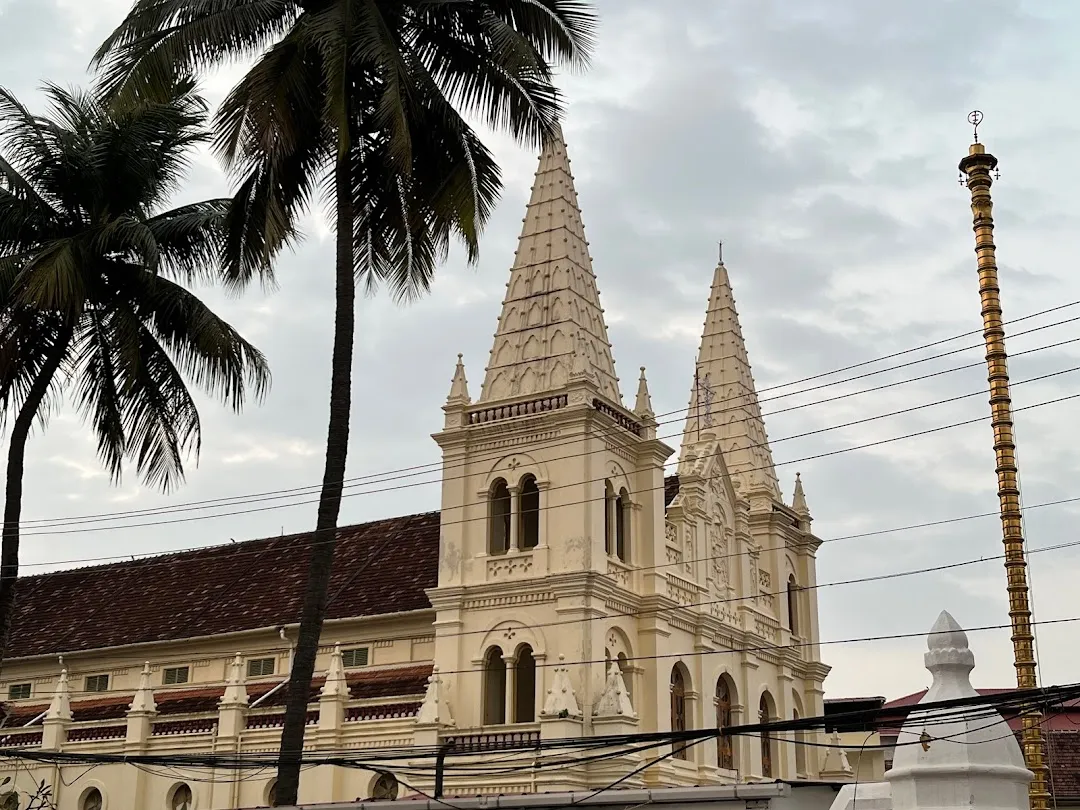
xmin=541 ymin=655 xmax=581 ymax=719
xmin=594 ymin=661 xmax=636 ymax=719
xmin=820 ymin=731 xmax=854 ymax=779
xmin=129 ymin=662 xmax=157 ymax=714
xmin=46 ymin=669 xmax=71 ymax=722
xmin=416 ymin=666 xmax=454 ymax=726
xmin=792 ymin=472 xmax=809 ymax=515
xmin=220 ymin=653 xmax=249 ymax=707
xmin=320 ymin=643 xmax=349 ymax=700
xmin=446 ymin=354 xmax=470 ymax=406
xmin=634 ymin=367 xmax=654 ymax=419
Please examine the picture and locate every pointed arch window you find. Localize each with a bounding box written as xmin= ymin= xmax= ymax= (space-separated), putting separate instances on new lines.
xmin=759 ymin=694 xmax=773 ymax=778
xmin=513 ymin=644 xmax=536 ymax=723
xmin=715 ymin=677 xmax=735 ymax=770
xmin=519 ymin=475 xmax=540 ymax=549
xmin=670 ymin=665 xmax=690 ymax=759
xmin=483 ymin=646 xmax=506 ymax=725
xmin=787 ymin=575 xmax=799 ymax=636
xmin=615 ymin=488 xmax=630 ymax=562
xmin=488 ymin=480 xmax=511 ymax=555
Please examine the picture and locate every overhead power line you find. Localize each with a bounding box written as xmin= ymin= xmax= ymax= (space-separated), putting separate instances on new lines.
xmin=16 ymin=304 xmax=1080 ymax=532
xmin=17 ymin=383 xmax=1080 ymax=540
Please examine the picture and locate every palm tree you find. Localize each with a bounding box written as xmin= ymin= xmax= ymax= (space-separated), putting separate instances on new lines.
xmin=94 ymin=2 xmax=597 ymax=802
xmin=0 ymin=80 xmax=271 ymax=671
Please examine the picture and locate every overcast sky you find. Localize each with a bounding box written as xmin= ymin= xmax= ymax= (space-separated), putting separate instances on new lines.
xmin=2 ymin=0 xmax=1079 ymax=702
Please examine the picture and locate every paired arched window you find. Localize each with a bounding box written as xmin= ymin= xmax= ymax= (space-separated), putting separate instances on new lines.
xmin=670 ymin=664 xmax=690 ymax=759
xmin=759 ymin=693 xmax=774 ymax=778
xmin=482 ymin=643 xmax=536 ymax=725
xmin=715 ymin=676 xmax=735 ymax=770
xmin=489 ymin=479 xmax=511 ymax=555
xmin=513 ymin=644 xmax=537 ymax=722
xmin=519 ymin=475 xmax=540 ymax=549
xmin=604 ymin=480 xmax=631 ymax=562
xmin=787 ymin=575 xmax=799 ymax=636
xmin=488 ymin=475 xmax=541 ymax=554
xmin=483 ymin=645 xmax=506 ymax=724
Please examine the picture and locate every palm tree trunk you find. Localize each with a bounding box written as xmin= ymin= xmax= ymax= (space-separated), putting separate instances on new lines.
xmin=274 ymin=147 xmax=355 ymax=806
xmin=0 ymin=325 xmax=73 ymax=672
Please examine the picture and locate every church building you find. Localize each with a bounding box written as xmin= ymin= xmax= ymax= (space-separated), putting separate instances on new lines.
xmin=0 ymin=131 xmax=830 ymax=810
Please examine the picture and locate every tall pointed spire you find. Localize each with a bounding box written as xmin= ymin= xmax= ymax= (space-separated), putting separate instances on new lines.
xmin=478 ymin=127 xmax=622 ymax=405
xmin=681 ymin=258 xmax=780 ymax=498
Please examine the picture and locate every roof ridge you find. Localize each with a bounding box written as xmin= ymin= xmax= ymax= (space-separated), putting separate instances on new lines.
xmin=17 ymin=510 xmax=442 ymax=582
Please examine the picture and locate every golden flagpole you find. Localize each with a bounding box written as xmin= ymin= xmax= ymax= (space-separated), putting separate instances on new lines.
xmin=957 ymin=111 xmax=1048 ymax=810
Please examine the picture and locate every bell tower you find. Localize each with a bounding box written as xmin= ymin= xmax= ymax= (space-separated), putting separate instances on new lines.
xmin=427 ymin=128 xmax=674 ymax=749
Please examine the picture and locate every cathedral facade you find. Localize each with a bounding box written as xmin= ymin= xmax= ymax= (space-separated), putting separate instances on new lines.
xmin=0 ymin=132 xmax=829 ymax=810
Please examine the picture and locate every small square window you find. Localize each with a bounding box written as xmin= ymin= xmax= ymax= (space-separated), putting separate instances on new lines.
xmin=246 ymin=657 xmax=275 ymax=678
xmin=7 ymin=683 xmax=30 ymax=700
xmin=341 ymin=647 xmax=369 ymax=668
xmin=84 ymin=674 xmax=109 ymax=693
xmin=163 ymin=666 xmax=190 ymax=685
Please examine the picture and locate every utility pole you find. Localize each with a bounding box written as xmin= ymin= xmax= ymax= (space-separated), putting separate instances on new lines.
xmin=957 ymin=111 xmax=1048 ymax=810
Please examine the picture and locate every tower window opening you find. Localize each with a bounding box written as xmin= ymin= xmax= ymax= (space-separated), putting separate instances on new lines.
xmin=489 ymin=479 xmax=511 ymax=555
xmin=513 ymin=644 xmax=536 ymax=723
xmin=787 ymin=575 xmax=799 ymax=636
xmin=604 ymin=480 xmax=615 ymax=556
xmin=615 ymin=488 xmax=630 ymax=562
xmin=482 ymin=646 xmax=506 ymax=725
xmin=519 ymin=475 xmax=540 ymax=549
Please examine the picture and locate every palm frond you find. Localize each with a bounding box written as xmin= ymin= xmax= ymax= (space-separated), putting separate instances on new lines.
xmin=93 ymin=0 xmax=302 ymax=106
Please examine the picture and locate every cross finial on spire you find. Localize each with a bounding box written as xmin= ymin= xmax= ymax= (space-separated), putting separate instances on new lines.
xmin=968 ymin=110 xmax=983 ymax=143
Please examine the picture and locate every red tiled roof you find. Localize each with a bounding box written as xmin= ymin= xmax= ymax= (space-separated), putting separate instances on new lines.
xmin=880 ymin=689 xmax=1080 ymax=731
xmin=9 ymin=512 xmax=441 ymax=659
xmin=11 ymin=477 xmax=684 ymax=659
xmin=4 ymin=664 xmax=432 ymax=725
xmin=1049 ymin=730 xmax=1080 ymax=799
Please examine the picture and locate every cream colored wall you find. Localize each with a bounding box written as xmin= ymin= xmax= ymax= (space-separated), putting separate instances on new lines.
xmin=0 ymin=612 xmax=435 ymax=709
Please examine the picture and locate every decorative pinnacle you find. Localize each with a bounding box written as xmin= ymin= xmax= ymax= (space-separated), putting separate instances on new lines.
xmin=968 ymin=110 xmax=983 ymax=143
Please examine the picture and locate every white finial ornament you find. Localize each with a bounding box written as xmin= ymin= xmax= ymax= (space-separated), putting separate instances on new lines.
xmin=634 ymin=366 xmax=654 ymax=419
xmin=446 ymin=353 xmax=470 ymax=405
xmin=129 ymin=661 xmax=157 ymax=714
xmin=542 ymin=655 xmax=581 ymax=719
xmin=46 ymin=668 xmax=71 ymax=722
xmin=220 ymin=653 xmax=249 ymax=706
xmin=416 ymin=665 xmax=454 ymax=726
xmin=594 ymin=660 xmax=636 ymax=718
xmin=886 ymin=610 xmax=1032 ymax=810
xmin=320 ymin=643 xmax=349 ymax=699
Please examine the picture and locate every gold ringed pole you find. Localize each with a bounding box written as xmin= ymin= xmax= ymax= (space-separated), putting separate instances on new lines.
xmin=958 ymin=125 xmax=1049 ymax=810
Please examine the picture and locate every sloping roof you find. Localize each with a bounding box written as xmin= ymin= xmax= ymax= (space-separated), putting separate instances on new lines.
xmin=9 ymin=512 xmax=441 ymax=659
xmin=1049 ymin=730 xmax=1080 ymax=799
xmin=12 ymin=475 xmax=684 ymax=659
xmin=5 ymin=664 xmax=432 ymax=725
xmin=881 ymin=688 xmax=1080 ymax=731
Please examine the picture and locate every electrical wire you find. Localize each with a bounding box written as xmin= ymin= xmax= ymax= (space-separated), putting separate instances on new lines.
xmin=14 ymin=304 xmax=1080 ymax=533
xmin=15 ymin=379 xmax=1080 ymax=542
